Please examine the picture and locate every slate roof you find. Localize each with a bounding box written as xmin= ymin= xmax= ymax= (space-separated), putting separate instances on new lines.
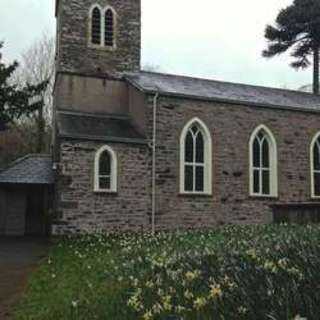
xmin=57 ymin=111 xmax=147 ymax=144
xmin=0 ymin=154 xmax=54 ymax=185
xmin=125 ymin=71 xmax=320 ymax=112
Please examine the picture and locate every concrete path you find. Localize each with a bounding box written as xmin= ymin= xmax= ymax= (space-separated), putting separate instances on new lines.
xmin=0 ymin=237 xmax=49 ymax=319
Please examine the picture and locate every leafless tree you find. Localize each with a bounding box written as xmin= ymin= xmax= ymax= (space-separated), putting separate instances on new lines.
xmin=11 ymin=32 xmax=55 ymax=153
xmin=13 ymin=31 xmax=55 ymax=121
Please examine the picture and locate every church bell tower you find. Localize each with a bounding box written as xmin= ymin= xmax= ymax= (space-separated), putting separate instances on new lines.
xmin=55 ymin=0 xmax=141 ymax=77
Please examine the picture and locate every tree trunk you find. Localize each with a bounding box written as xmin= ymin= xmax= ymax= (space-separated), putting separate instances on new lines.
xmin=313 ymin=46 xmax=320 ymax=95
xmin=36 ymin=102 xmax=44 ymax=153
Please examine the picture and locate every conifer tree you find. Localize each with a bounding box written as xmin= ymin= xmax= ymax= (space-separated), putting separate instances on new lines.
xmin=263 ymin=0 xmax=320 ymax=94
xmin=0 ymin=42 xmax=48 ymax=136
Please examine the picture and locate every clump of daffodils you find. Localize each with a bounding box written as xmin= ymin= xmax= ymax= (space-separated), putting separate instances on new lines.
xmin=49 ymin=225 xmax=320 ymax=319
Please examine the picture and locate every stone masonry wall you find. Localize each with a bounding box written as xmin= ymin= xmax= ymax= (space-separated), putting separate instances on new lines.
xmin=53 ymin=140 xmax=150 ymax=234
xmin=54 ymin=93 xmax=320 ymax=234
xmin=56 ymin=0 xmax=141 ymax=75
xmin=145 ymin=96 xmax=320 ymax=230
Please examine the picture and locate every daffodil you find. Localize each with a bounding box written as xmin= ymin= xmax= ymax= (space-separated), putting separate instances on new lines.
xmin=209 ymin=284 xmax=222 ymax=299
xmin=193 ymin=297 xmax=207 ymax=310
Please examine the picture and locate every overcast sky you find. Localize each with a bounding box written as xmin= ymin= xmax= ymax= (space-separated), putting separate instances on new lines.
xmin=0 ymin=0 xmax=312 ymax=90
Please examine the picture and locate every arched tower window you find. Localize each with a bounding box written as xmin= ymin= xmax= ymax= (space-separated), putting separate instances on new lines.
xmin=91 ymin=6 xmax=102 ymax=45
xmin=180 ymin=118 xmax=212 ymax=194
xmin=104 ymin=8 xmax=115 ymax=47
xmin=311 ymin=132 xmax=320 ymax=198
xmin=94 ymin=145 xmax=117 ymax=192
xmin=249 ymin=125 xmax=278 ymax=197
xmin=89 ymin=5 xmax=116 ymax=48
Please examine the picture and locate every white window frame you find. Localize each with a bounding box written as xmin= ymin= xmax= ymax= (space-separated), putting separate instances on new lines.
xmin=249 ymin=124 xmax=278 ymax=198
xmin=180 ymin=117 xmax=212 ymax=195
xmin=88 ymin=4 xmax=117 ymax=49
xmin=310 ymin=132 xmax=320 ymax=199
xmin=94 ymin=145 xmax=117 ymax=193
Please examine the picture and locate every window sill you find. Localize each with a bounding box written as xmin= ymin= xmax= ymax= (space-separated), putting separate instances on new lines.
xmin=249 ymin=194 xmax=278 ymax=200
xmin=179 ymin=192 xmax=212 ymax=198
xmin=94 ymin=190 xmax=118 ymax=195
xmin=310 ymin=196 xmax=320 ymax=201
xmin=88 ymin=44 xmax=117 ymax=51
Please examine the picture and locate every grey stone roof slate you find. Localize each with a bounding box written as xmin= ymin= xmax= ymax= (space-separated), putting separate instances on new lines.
xmin=57 ymin=111 xmax=147 ymax=144
xmin=0 ymin=154 xmax=54 ymax=185
xmin=125 ymin=71 xmax=320 ymax=112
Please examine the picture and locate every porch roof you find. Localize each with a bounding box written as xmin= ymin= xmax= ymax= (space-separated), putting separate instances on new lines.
xmin=0 ymin=154 xmax=54 ymax=185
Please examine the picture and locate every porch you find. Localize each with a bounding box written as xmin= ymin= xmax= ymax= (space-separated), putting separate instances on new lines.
xmin=0 ymin=155 xmax=54 ymax=236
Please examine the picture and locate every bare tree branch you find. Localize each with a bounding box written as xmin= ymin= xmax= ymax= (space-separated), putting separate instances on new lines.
xmin=11 ymin=31 xmax=55 ymax=123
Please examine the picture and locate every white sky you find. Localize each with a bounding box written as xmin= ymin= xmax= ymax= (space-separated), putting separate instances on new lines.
xmin=0 ymin=0 xmax=312 ymax=89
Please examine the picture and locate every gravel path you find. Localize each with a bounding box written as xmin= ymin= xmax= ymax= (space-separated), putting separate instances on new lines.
xmin=0 ymin=237 xmax=49 ymax=319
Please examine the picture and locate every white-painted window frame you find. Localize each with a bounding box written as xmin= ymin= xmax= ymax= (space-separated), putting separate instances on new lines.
xmin=249 ymin=124 xmax=278 ymax=198
xmin=94 ymin=145 xmax=117 ymax=193
xmin=180 ymin=117 xmax=212 ymax=195
xmin=310 ymin=132 xmax=320 ymax=199
xmin=88 ymin=4 xmax=117 ymax=49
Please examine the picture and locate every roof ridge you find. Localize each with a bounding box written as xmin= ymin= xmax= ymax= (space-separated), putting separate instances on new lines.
xmin=0 ymin=154 xmax=32 ymax=174
xmin=58 ymin=110 xmax=131 ymax=120
xmin=135 ymin=70 xmax=319 ymax=97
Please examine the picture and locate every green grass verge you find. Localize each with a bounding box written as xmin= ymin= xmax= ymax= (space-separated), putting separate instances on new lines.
xmin=14 ymin=225 xmax=320 ymax=320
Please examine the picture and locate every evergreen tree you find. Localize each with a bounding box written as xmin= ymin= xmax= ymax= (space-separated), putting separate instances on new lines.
xmin=263 ymin=0 xmax=320 ymax=94
xmin=0 ymin=42 xmax=48 ymax=136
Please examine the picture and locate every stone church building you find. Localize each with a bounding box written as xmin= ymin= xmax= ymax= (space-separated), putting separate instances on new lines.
xmin=50 ymin=0 xmax=320 ymax=234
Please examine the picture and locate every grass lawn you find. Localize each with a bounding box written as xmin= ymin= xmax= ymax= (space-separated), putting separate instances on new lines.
xmin=14 ymin=225 xmax=320 ymax=320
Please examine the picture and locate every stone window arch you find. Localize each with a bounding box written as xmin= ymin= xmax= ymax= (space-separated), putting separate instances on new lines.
xmin=180 ymin=118 xmax=212 ymax=194
xmin=249 ymin=125 xmax=278 ymax=197
xmin=94 ymin=145 xmax=117 ymax=193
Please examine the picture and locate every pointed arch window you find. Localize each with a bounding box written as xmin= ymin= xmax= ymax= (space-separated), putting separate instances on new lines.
xmin=180 ymin=118 xmax=212 ymax=194
xmin=311 ymin=133 xmax=320 ymax=198
xmin=94 ymin=145 xmax=117 ymax=192
xmin=91 ymin=6 xmax=102 ymax=45
xmin=249 ymin=125 xmax=278 ymax=197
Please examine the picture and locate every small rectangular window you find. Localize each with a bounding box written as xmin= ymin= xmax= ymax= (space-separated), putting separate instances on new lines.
xmin=195 ymin=166 xmax=204 ymax=192
xmin=262 ymin=170 xmax=270 ymax=195
xmin=262 ymin=141 xmax=270 ymax=168
xmin=253 ymin=169 xmax=260 ymax=194
xmin=184 ymin=165 xmax=193 ymax=192
xmin=99 ymin=177 xmax=111 ymax=190
xmin=195 ymin=135 xmax=204 ymax=163
xmin=253 ymin=139 xmax=261 ymax=167
xmin=314 ymin=172 xmax=320 ymax=196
